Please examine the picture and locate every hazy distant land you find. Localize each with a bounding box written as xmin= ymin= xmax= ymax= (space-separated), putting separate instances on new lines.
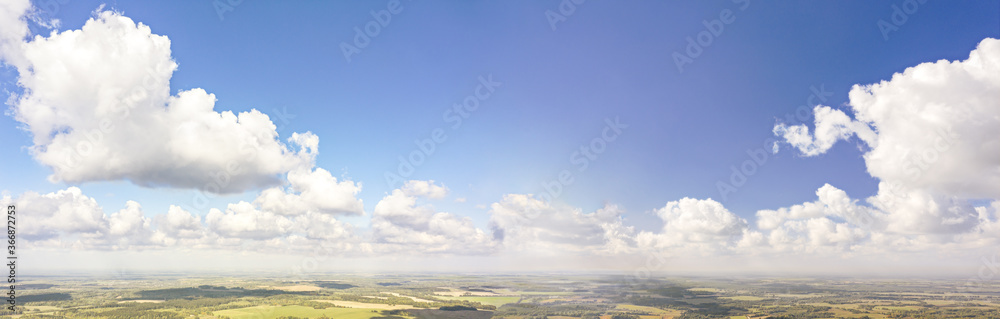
xmin=3 ymin=274 xmax=999 ymax=318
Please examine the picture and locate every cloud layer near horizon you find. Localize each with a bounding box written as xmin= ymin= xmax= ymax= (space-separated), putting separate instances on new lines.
xmin=2 ymin=3 xmax=999 ymax=272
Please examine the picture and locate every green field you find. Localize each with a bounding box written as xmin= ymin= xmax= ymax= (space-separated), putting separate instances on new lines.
xmin=615 ymin=304 xmax=684 ymax=316
xmin=8 ymin=275 xmax=1000 ymax=319
xmin=213 ymin=305 xmax=409 ymax=319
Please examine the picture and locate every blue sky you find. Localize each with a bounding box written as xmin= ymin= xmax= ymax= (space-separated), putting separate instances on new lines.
xmin=1 ymin=0 xmax=998 ymax=273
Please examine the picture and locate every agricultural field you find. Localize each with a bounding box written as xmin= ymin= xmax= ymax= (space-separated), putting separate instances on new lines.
xmin=435 ymin=296 xmax=521 ymax=307
xmin=1 ymin=274 xmax=999 ymax=318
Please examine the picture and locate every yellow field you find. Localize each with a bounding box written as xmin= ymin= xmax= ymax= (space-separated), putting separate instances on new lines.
xmin=434 ymin=287 xmax=504 ymax=297
xmin=615 ymin=304 xmax=684 ymax=317
xmin=383 ymin=292 xmax=435 ymax=303
xmin=22 ymin=305 xmax=61 ymax=311
xmin=213 ymin=305 xmax=412 ymax=319
xmin=312 ymin=300 xmax=416 ymax=309
xmin=273 ymin=284 xmax=324 ymax=292
xmin=118 ymin=299 xmax=165 ymax=303
xmin=924 ymin=299 xmax=959 ymax=306
xmin=771 ymin=293 xmax=828 ymax=298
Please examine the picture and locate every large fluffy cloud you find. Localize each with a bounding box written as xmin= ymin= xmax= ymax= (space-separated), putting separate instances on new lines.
xmin=253 ymin=167 xmax=364 ymax=216
xmin=756 ymin=184 xmax=882 ymax=231
xmin=1 ymin=188 xmax=192 ymax=249
xmin=370 ymin=180 xmax=494 ymax=254
xmin=153 ymin=206 xmax=205 ymax=240
xmin=751 ymin=184 xmax=998 ymax=256
xmin=773 ymin=38 xmax=1000 ymax=237
xmin=204 ymin=202 xmax=295 ymax=240
xmin=636 ymin=197 xmax=749 ymax=254
xmin=851 ymin=39 xmax=1000 ymax=199
xmin=774 ymin=38 xmax=1000 ymax=199
xmin=0 ymin=185 xmax=361 ymax=252
xmin=1 ymin=187 xmax=106 ymax=241
xmin=1 ymin=5 xmax=316 ymax=193
xmin=3 ymin=0 xmax=999 ymax=272
xmin=0 ymin=0 xmax=30 ymax=66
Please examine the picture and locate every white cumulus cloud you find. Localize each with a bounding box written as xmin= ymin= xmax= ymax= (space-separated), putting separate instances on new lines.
xmin=774 ymin=38 xmax=1000 ymax=200
xmin=488 ymin=194 xmax=635 ymax=254
xmin=2 ymin=187 xmax=106 ymax=241
xmin=771 ymin=38 xmax=1000 ymax=239
xmin=371 ymin=181 xmax=494 ymax=254
xmin=636 ymin=197 xmax=748 ymax=254
xmin=253 ymin=167 xmax=364 ymax=216
xmin=1 ymin=6 xmax=317 ymax=193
